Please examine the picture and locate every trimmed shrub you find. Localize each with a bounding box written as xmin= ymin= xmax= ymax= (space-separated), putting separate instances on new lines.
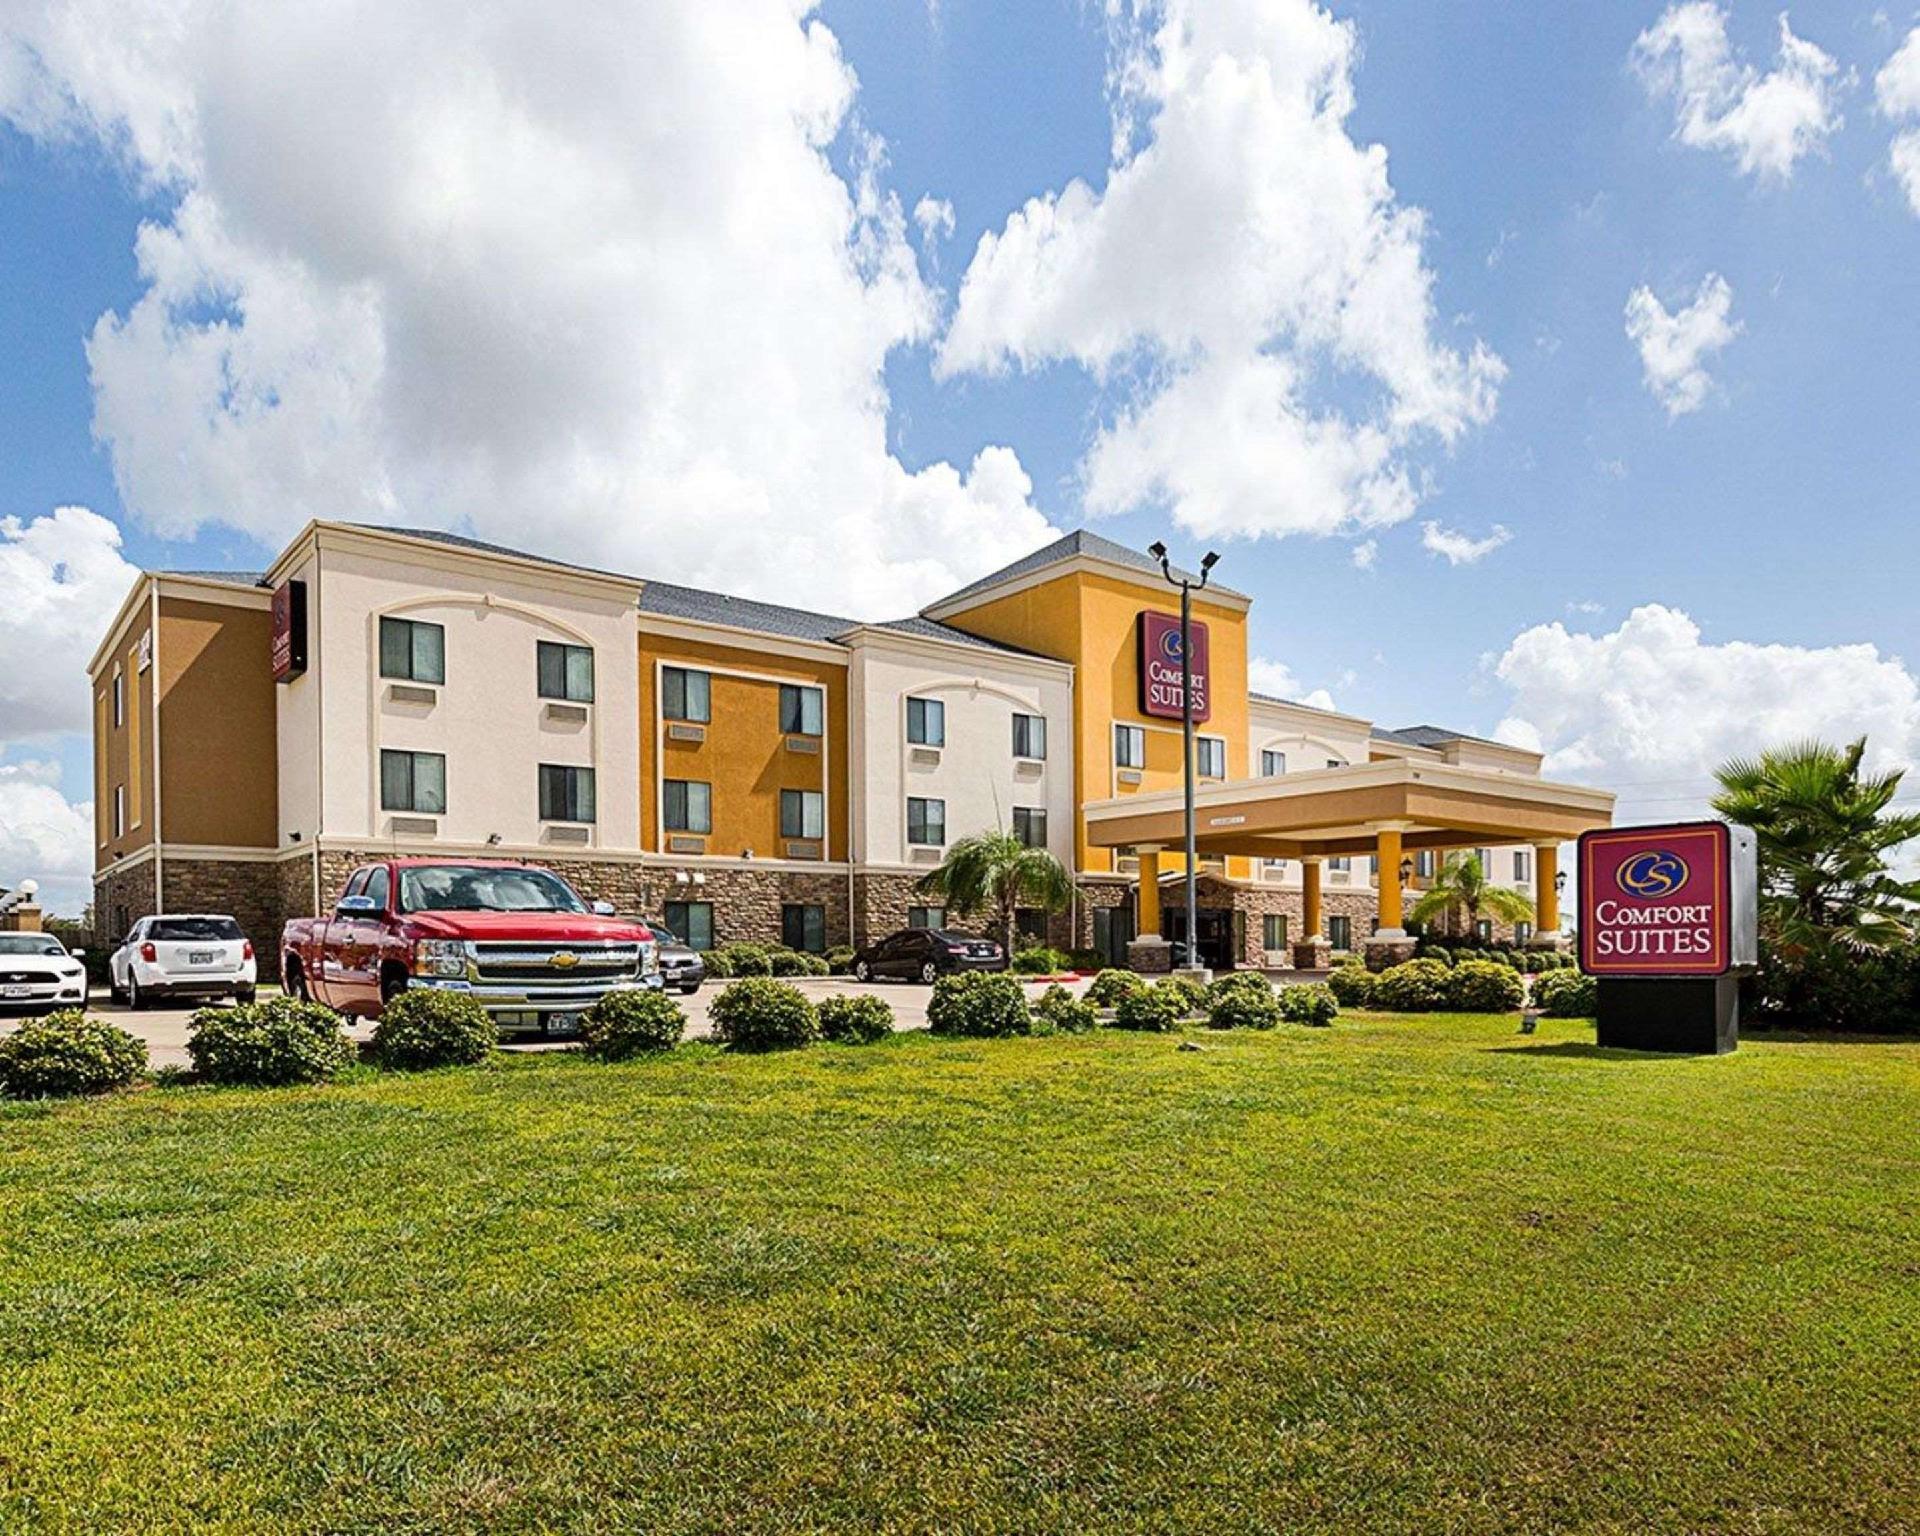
xmin=700 ymin=949 xmax=734 ymax=979
xmin=1086 ymin=968 xmax=1149 ymax=1008
xmin=187 ymin=997 xmax=354 ymax=1086
xmin=1533 ymin=968 xmax=1598 ymax=1018
xmin=817 ymin=993 xmax=894 ymax=1044
xmin=1326 ymin=964 xmax=1377 ymax=1007
xmin=1208 ymin=970 xmax=1273 ymax=1005
xmin=1207 ymin=984 xmax=1281 ymax=1031
xmin=1417 ymin=943 xmax=1454 ymax=968
xmin=1372 ymin=958 xmax=1453 ymax=1013
xmin=371 ymin=990 xmax=497 ymax=1070
xmin=0 ymin=1011 xmax=146 ymax=1098
xmin=581 ymin=988 xmax=686 ymax=1060
xmin=1278 ymin=984 xmax=1339 ymax=1027
xmin=1067 ymin=949 xmax=1104 ymax=972
xmin=825 ymin=946 xmax=857 ymax=976
xmin=1160 ymin=972 xmax=1211 ymax=1017
xmin=709 ymin=977 xmax=820 ymax=1050
xmin=1112 ymin=982 xmax=1189 ymax=1033
xmin=716 ymin=943 xmax=773 ymax=978
xmin=927 ymin=972 xmax=1031 ymax=1038
xmin=1011 ymin=946 xmax=1073 ymax=975
xmin=766 ymin=948 xmax=829 ymax=978
xmin=1034 ymin=983 xmax=1098 ymax=1034
xmin=1446 ymin=959 xmax=1526 ymax=1013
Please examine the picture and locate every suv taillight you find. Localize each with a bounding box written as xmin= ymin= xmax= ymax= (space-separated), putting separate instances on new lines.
xmin=139 ymin=942 xmax=157 ymax=963
xmin=242 ymin=939 xmax=254 ymax=960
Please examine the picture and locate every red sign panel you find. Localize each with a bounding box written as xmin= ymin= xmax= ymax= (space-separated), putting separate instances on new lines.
xmin=1137 ymin=611 xmax=1211 ymax=723
xmin=1579 ymin=821 xmax=1731 ymax=976
xmin=271 ymin=579 xmax=308 ymax=683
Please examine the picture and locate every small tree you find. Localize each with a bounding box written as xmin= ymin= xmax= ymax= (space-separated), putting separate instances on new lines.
xmin=915 ymin=830 xmax=1073 ymax=955
xmin=1407 ymin=852 xmax=1536 ymax=939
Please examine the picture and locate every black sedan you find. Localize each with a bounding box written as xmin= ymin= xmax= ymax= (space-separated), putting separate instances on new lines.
xmin=852 ymin=928 xmax=1005 ymax=984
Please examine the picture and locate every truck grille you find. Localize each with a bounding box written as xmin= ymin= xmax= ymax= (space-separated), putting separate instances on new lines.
xmin=469 ymin=941 xmax=640 ymax=986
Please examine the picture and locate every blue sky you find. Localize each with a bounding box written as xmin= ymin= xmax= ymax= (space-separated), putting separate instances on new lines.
xmin=4 ymin=0 xmax=1919 ymax=910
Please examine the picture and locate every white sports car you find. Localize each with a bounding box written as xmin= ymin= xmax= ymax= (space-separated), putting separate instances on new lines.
xmin=0 ymin=932 xmax=90 ymax=1016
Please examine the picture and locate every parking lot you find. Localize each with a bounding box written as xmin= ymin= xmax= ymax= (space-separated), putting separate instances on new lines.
xmin=31 ymin=975 xmax=1094 ymax=1069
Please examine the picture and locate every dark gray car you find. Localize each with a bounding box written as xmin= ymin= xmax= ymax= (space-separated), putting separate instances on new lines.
xmin=646 ymin=919 xmax=706 ymax=994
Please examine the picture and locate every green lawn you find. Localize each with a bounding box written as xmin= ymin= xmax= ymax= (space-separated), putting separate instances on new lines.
xmin=3 ymin=1015 xmax=1917 ymax=1534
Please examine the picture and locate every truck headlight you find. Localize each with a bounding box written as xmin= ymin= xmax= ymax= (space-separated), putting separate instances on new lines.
xmin=639 ymin=940 xmax=659 ymax=977
xmin=411 ymin=939 xmax=467 ymax=978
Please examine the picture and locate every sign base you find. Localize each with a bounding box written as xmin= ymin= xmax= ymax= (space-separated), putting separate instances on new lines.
xmin=1595 ymin=976 xmax=1741 ymax=1055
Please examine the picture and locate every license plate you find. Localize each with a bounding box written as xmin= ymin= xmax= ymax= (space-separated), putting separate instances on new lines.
xmin=544 ymin=1012 xmax=582 ymax=1037
xmin=1 ymin=985 xmax=30 ymax=999
xmin=188 ymin=950 xmax=217 ymax=965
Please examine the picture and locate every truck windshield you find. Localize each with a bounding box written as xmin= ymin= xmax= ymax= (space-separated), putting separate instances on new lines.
xmin=397 ymin=865 xmax=589 ymax=915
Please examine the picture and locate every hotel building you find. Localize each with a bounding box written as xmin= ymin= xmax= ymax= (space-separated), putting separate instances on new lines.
xmin=88 ymin=523 xmax=1612 ymax=971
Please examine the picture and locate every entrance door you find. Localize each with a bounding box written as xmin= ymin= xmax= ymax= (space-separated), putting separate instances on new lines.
xmin=1163 ymin=907 xmax=1235 ymax=971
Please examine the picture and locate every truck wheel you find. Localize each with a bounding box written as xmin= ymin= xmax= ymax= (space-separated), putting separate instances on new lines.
xmin=283 ymin=962 xmax=307 ymax=1002
xmin=380 ymin=964 xmax=409 ymax=1004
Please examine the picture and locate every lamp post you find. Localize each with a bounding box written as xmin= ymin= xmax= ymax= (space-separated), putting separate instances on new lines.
xmin=1148 ymin=540 xmax=1219 ymax=978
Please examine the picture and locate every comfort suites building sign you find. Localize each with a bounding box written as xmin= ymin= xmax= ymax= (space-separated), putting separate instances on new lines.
xmin=1137 ymin=610 xmax=1210 ymax=723
xmin=1579 ymin=821 xmax=1739 ymax=975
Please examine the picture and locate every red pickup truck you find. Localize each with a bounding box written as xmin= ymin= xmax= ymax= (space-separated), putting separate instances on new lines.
xmin=282 ymin=858 xmax=661 ymax=1033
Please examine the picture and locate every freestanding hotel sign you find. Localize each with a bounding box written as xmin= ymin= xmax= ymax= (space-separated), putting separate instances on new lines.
xmin=1137 ymin=610 xmax=1210 ymax=723
xmin=1578 ymin=820 xmax=1757 ymax=1053
xmin=271 ymin=579 xmax=308 ymax=683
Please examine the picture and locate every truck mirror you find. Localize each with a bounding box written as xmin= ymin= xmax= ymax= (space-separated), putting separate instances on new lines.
xmin=335 ymin=894 xmax=379 ymax=916
xmin=591 ymin=899 xmax=616 ymax=917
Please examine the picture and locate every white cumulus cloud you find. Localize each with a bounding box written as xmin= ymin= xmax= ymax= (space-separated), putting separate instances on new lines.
xmin=0 ymin=0 xmax=1056 ymax=619
xmin=0 ymin=507 xmax=141 ymax=742
xmin=1624 ymin=274 xmax=1741 ymax=416
xmin=1633 ymin=4 xmax=1847 ymax=182
xmin=1876 ymin=27 xmax=1920 ymax=214
xmin=1420 ymin=520 xmax=1511 ymax=565
xmin=936 ymin=0 xmax=1502 ymax=545
xmin=1350 ymin=539 xmax=1378 ymax=571
xmin=1492 ymin=605 xmax=1920 ymax=817
xmin=1248 ymin=657 xmax=1336 ymax=712
xmin=0 ymin=761 xmax=95 ymax=918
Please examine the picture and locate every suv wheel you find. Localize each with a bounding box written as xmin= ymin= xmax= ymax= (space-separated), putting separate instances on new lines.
xmin=920 ymin=960 xmax=938 ymax=984
xmin=854 ymin=959 xmax=872 ymax=982
xmin=127 ymin=975 xmax=147 ymax=1012
xmin=235 ymin=986 xmax=257 ymax=1006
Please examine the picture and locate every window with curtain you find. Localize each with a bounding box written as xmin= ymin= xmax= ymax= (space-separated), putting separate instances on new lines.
xmin=781 ymin=904 xmax=827 ymax=953
xmin=907 ymin=797 xmax=946 ymax=846
xmin=664 ymin=901 xmax=713 ymax=950
xmin=1012 ymin=807 xmax=1047 ymax=848
xmin=663 ymin=779 xmax=711 ymax=834
xmin=538 ymin=764 xmax=596 ymax=823
xmin=380 ymin=749 xmax=447 ymax=813
xmin=537 ymin=641 xmax=594 ymax=702
xmin=780 ymin=788 xmax=824 ymax=840
xmin=780 ymin=683 xmax=824 ymax=736
xmin=1114 ymin=724 xmax=1145 ymax=769
xmin=1011 ymin=713 xmax=1047 ymax=759
xmin=1261 ymin=749 xmax=1287 ymax=776
xmin=906 ymin=696 xmax=945 ymax=746
xmin=379 ymin=617 xmax=446 ymax=684
xmin=661 ymin=667 xmax=711 ymax=722
xmin=1197 ymin=737 xmax=1226 ymax=777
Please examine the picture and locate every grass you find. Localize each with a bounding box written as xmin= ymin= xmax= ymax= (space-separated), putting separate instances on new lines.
xmin=2 ymin=1013 xmax=1917 ymax=1534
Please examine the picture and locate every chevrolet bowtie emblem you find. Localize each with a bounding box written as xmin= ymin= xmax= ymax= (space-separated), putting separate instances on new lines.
xmin=548 ymin=952 xmax=580 ymax=969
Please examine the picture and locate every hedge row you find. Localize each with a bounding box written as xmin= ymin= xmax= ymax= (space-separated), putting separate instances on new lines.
xmin=1329 ymin=957 xmax=1529 ymax=1013
xmin=1413 ymin=941 xmax=1577 ymax=974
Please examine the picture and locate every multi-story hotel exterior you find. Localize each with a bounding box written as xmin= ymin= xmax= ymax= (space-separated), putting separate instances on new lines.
xmin=88 ymin=523 xmax=1611 ymax=971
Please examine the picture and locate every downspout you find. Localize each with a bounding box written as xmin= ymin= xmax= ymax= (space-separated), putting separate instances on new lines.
xmin=149 ymin=580 xmax=164 ymax=914
xmin=311 ymin=541 xmax=325 ymax=916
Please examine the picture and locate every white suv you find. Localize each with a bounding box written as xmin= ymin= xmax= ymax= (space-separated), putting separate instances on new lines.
xmin=110 ymin=915 xmax=257 ymax=1010
xmin=0 ymin=932 xmax=90 ymax=1016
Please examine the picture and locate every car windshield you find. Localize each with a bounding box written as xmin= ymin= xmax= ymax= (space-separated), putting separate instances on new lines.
xmin=648 ymin=921 xmax=684 ymax=944
xmin=149 ymin=918 xmax=243 ymax=941
xmin=397 ymin=865 xmax=588 ymax=915
xmin=0 ymin=935 xmax=64 ymax=957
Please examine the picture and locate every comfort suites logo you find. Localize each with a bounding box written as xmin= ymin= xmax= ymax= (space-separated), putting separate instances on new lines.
xmin=1616 ymin=849 xmax=1689 ymax=899
xmin=1136 ymin=610 xmax=1211 ymax=723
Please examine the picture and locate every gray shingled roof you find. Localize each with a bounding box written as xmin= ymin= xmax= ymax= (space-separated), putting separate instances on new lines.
xmin=636 ymin=580 xmax=856 ymax=643
xmin=929 ymin=529 xmax=1248 ymax=609
xmin=1375 ymin=724 xmax=1530 ymax=752
xmin=366 ymin=525 xmax=639 ymax=584
xmin=164 ymin=569 xmax=268 ymax=587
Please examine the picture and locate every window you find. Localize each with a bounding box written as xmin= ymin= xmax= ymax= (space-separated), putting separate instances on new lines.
xmin=782 ymin=904 xmax=827 ymax=954
xmin=1328 ymin=915 xmax=1353 ymax=951
xmin=1115 ymin=724 xmax=1146 ymax=769
xmin=780 ymin=788 xmax=824 ymax=840
xmin=908 ymin=905 xmax=945 ymax=929
xmin=539 ymin=764 xmax=597 ymax=823
xmin=379 ymin=617 xmax=446 ymax=684
xmin=1197 ymin=737 xmax=1226 ymax=778
xmin=906 ymin=696 xmax=944 ymax=746
xmin=1328 ymin=856 xmax=1351 ymax=873
xmin=343 ymin=868 xmax=370 ymax=900
xmin=780 ymin=683 xmax=825 ymax=737
xmin=1261 ymin=858 xmax=1288 ymax=881
xmin=1012 ymin=713 xmax=1047 ymax=760
xmin=537 ymin=641 xmax=594 ymax=703
xmin=907 ymin=797 xmax=945 ymax=846
xmin=364 ymin=867 xmax=390 ymax=910
xmin=112 ymin=668 xmax=124 ymax=728
xmin=1475 ymin=919 xmax=1494 ymax=943
xmin=661 ymin=667 xmax=711 ymax=723
xmin=1514 ymin=849 xmax=1532 ymax=883
xmin=663 ymin=779 xmax=711 ymax=834
xmin=113 ymin=784 xmax=126 ymax=837
xmin=1263 ymin=913 xmax=1290 ymax=952
xmin=1016 ymin=909 xmax=1048 ymax=943
xmin=1416 ymin=850 xmax=1436 ymax=878
xmin=1261 ymin=749 xmax=1287 ymax=776
xmin=381 ymin=750 xmax=448 ymax=814
xmin=664 ymin=901 xmax=714 ymax=951
xmin=1515 ymin=921 xmax=1534 ymax=946
xmin=1012 ymin=807 xmax=1047 ymax=848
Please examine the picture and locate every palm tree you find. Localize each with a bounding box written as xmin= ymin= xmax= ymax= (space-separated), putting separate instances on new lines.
xmin=915 ymin=831 xmax=1074 ymax=955
xmin=1711 ymin=737 xmax=1920 ymax=953
xmin=1407 ymin=852 xmax=1536 ymax=939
